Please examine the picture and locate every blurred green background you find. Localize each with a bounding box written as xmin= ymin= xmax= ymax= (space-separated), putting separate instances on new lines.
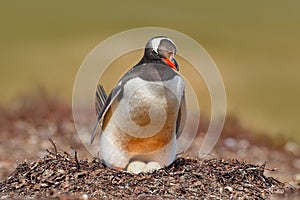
xmin=0 ymin=0 xmax=299 ymax=143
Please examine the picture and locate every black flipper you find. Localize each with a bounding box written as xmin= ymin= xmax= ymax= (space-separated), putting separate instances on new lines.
xmin=95 ymin=84 xmax=107 ymax=116
xmin=91 ymin=84 xmax=107 ymax=144
xmin=176 ymin=91 xmax=186 ymax=139
xmin=90 ymin=84 xmax=122 ymax=144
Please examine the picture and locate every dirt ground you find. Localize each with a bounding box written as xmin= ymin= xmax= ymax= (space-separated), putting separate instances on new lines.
xmin=0 ymin=95 xmax=299 ymax=199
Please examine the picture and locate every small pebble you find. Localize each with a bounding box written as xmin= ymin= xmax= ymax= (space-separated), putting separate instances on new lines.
xmin=284 ymin=142 xmax=300 ymax=156
xmin=82 ymin=193 xmax=89 ymax=200
xmin=224 ymin=137 xmax=238 ymax=148
xmin=292 ymin=159 xmax=300 ymax=169
xmin=294 ymin=173 xmax=300 ymax=183
xmin=224 ymin=186 xmax=233 ymax=192
xmin=0 ymin=195 xmax=9 ymax=199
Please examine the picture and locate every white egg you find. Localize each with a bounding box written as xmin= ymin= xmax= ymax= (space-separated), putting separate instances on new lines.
xmin=144 ymin=162 xmax=161 ymax=172
xmin=126 ymin=161 xmax=146 ymax=174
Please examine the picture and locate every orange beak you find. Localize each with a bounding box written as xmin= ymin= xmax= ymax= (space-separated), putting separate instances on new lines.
xmin=162 ymin=57 xmax=178 ymax=71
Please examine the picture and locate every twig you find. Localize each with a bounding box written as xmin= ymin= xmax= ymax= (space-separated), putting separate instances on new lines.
xmin=48 ymin=138 xmax=58 ymax=159
xmin=264 ymin=167 xmax=277 ymax=171
xmin=71 ymin=147 xmax=80 ymax=169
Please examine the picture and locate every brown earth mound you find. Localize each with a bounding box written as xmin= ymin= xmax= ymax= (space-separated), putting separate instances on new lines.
xmin=0 ymin=149 xmax=293 ymax=199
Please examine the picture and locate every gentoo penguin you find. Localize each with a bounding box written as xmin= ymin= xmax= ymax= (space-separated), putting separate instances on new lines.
xmin=91 ymin=36 xmax=186 ymax=173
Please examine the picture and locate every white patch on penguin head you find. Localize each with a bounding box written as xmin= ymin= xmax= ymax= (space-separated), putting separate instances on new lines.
xmin=146 ymin=36 xmax=176 ymax=54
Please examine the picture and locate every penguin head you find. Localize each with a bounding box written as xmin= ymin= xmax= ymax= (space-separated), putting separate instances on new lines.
xmin=144 ymin=36 xmax=179 ymax=71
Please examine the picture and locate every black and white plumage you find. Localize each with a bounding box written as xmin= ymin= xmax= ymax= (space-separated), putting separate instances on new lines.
xmin=91 ymin=36 xmax=186 ymax=171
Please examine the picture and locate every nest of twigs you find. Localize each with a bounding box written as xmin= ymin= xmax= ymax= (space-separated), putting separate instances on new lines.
xmin=0 ymin=147 xmax=293 ymax=200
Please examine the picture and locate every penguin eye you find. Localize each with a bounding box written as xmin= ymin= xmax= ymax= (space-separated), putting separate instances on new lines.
xmin=151 ymin=49 xmax=159 ymax=56
xmin=168 ymin=51 xmax=175 ymax=56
